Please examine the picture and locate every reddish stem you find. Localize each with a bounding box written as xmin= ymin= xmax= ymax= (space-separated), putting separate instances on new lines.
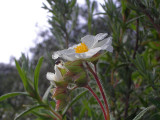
xmin=86 ymin=62 xmax=110 ymax=120
xmin=85 ymin=85 xmax=107 ymax=120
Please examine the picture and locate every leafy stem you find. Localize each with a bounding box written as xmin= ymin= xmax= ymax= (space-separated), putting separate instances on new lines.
xmin=84 ymin=85 xmax=107 ymax=120
xmin=86 ymin=62 xmax=110 ymax=120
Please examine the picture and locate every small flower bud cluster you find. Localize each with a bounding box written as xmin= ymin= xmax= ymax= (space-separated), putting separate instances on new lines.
xmin=46 ymin=60 xmax=89 ymax=111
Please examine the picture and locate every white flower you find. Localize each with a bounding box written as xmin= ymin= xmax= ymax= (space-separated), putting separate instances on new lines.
xmin=46 ymin=65 xmax=63 ymax=85
xmin=52 ymin=33 xmax=113 ymax=61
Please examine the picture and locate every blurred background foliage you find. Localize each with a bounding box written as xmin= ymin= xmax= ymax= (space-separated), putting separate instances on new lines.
xmin=0 ymin=0 xmax=160 ymax=120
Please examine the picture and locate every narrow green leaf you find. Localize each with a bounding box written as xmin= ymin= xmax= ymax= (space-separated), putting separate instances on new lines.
xmin=69 ymin=0 xmax=76 ymax=8
xmin=15 ymin=60 xmax=28 ymax=89
xmin=32 ymin=110 xmax=55 ymax=120
xmin=126 ymin=15 xmax=145 ymax=25
xmin=14 ymin=105 xmax=46 ymax=120
xmin=133 ymin=106 xmax=154 ymax=120
xmin=62 ymin=90 xmax=88 ymax=115
xmin=0 ymin=92 xmax=28 ymax=102
xmin=34 ymin=57 xmax=44 ymax=95
xmin=91 ymin=1 xmax=96 ymax=14
xmin=86 ymin=0 xmax=90 ymax=7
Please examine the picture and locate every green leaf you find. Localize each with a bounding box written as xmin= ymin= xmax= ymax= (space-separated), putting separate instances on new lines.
xmin=91 ymin=1 xmax=96 ymax=14
xmin=14 ymin=104 xmax=46 ymax=120
xmin=126 ymin=15 xmax=145 ymax=25
xmin=69 ymin=0 xmax=76 ymax=8
xmin=62 ymin=90 xmax=88 ymax=115
xmin=133 ymin=106 xmax=154 ymax=120
xmin=15 ymin=59 xmax=28 ymax=89
xmin=0 ymin=92 xmax=28 ymax=102
xmin=32 ymin=109 xmax=56 ymax=120
xmin=34 ymin=57 xmax=44 ymax=96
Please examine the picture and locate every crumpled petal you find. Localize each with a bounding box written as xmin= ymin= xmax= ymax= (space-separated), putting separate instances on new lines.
xmin=95 ymin=33 xmax=108 ymax=39
xmin=81 ymin=33 xmax=108 ymax=49
xmin=54 ymin=65 xmax=63 ymax=81
xmin=93 ymin=37 xmax=112 ymax=48
xmin=52 ymin=49 xmax=74 ymax=60
xmin=46 ymin=72 xmax=56 ymax=81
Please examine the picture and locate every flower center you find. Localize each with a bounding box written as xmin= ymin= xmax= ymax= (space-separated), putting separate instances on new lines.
xmin=74 ymin=43 xmax=89 ymax=53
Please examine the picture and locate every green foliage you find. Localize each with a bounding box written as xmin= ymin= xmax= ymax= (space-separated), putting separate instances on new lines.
xmin=62 ymin=90 xmax=88 ymax=115
xmin=1 ymin=0 xmax=160 ymax=119
xmin=34 ymin=57 xmax=44 ymax=102
xmin=14 ymin=105 xmax=47 ymax=120
xmin=1 ymin=57 xmax=62 ymax=120
xmin=0 ymin=92 xmax=27 ymax=102
xmin=42 ymin=0 xmax=79 ymax=48
xmin=15 ymin=59 xmax=29 ymax=91
xmin=133 ymin=106 xmax=154 ymax=120
xmin=86 ymin=0 xmax=97 ymax=34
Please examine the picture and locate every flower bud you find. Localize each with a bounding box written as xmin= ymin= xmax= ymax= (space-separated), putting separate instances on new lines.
xmin=65 ymin=60 xmax=84 ymax=74
xmin=51 ymin=87 xmax=69 ymax=100
xmin=73 ymin=71 xmax=89 ymax=87
xmin=55 ymin=99 xmax=69 ymax=111
xmin=46 ymin=60 xmax=71 ymax=87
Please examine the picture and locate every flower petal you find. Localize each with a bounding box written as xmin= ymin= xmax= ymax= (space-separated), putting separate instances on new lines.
xmin=46 ymin=72 xmax=56 ymax=81
xmin=61 ymin=54 xmax=78 ymax=61
xmin=62 ymin=47 xmax=101 ymax=61
xmin=81 ymin=35 xmax=95 ymax=49
xmin=95 ymin=33 xmax=108 ymax=42
xmin=94 ymin=37 xmax=112 ymax=48
xmin=100 ymin=38 xmax=113 ymax=52
xmin=52 ymin=49 xmax=75 ymax=60
xmin=54 ymin=65 xmax=63 ymax=81
xmin=52 ymin=33 xmax=113 ymax=61
xmin=81 ymin=33 xmax=108 ymax=49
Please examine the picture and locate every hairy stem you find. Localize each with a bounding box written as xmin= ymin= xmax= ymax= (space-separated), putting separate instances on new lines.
xmin=86 ymin=62 xmax=110 ymax=120
xmin=85 ymin=85 xmax=107 ymax=120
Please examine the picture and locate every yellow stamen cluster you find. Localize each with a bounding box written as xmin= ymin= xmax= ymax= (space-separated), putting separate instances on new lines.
xmin=74 ymin=43 xmax=89 ymax=53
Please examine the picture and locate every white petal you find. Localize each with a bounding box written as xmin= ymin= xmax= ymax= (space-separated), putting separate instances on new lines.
xmin=94 ymin=37 xmax=112 ymax=48
xmin=81 ymin=33 xmax=108 ymax=49
xmin=81 ymin=35 xmax=96 ymax=49
xmin=95 ymin=33 xmax=108 ymax=41
xmin=100 ymin=40 xmax=113 ymax=53
xmin=102 ymin=45 xmax=113 ymax=52
xmin=61 ymin=54 xmax=77 ymax=61
xmin=54 ymin=65 xmax=63 ymax=81
xmin=46 ymin=72 xmax=56 ymax=81
xmin=79 ymin=47 xmax=101 ymax=58
xmin=63 ymin=47 xmax=101 ymax=61
xmin=52 ymin=49 xmax=75 ymax=60
xmin=68 ymin=43 xmax=81 ymax=49
xmin=52 ymin=33 xmax=112 ymax=61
